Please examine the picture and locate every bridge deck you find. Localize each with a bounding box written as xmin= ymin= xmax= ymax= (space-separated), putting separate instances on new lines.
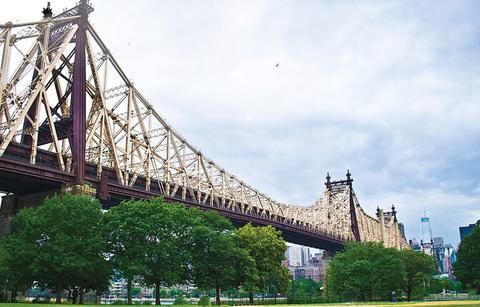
xmin=0 ymin=143 xmax=344 ymax=251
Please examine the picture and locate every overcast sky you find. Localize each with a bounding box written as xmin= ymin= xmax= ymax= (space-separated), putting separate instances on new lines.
xmin=2 ymin=0 xmax=480 ymax=246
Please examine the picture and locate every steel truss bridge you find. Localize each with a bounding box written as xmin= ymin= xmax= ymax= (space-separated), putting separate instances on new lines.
xmin=0 ymin=1 xmax=408 ymax=251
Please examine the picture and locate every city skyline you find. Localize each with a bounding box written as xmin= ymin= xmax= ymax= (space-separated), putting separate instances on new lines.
xmin=1 ymin=0 xmax=479 ymax=246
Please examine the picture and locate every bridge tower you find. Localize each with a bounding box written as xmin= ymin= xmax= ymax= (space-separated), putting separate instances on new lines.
xmin=324 ymin=170 xmax=361 ymax=242
xmin=0 ymin=1 xmax=95 ymax=238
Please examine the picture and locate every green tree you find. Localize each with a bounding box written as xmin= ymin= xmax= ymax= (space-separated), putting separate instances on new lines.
xmin=105 ymin=198 xmax=195 ymax=305
xmin=0 ymin=194 xmax=110 ymax=304
xmin=173 ymin=292 xmax=188 ymax=305
xmin=399 ymin=249 xmax=436 ymax=301
xmin=190 ymin=211 xmax=256 ymax=305
xmin=236 ymin=223 xmax=288 ymax=304
xmin=158 ymin=289 xmax=168 ymax=298
xmin=428 ymin=276 xmax=455 ymax=294
xmin=328 ymin=242 xmax=404 ymax=302
xmin=168 ymin=288 xmax=179 ymax=298
xmin=267 ymin=265 xmax=290 ymax=301
xmin=104 ymin=199 xmax=147 ymax=304
xmin=197 ymin=295 xmax=211 ymax=306
xmin=0 ymin=231 xmax=34 ymax=301
xmin=287 ymin=278 xmax=323 ymax=304
xmin=141 ymin=199 xmax=195 ymax=304
xmin=131 ymin=288 xmax=141 ymax=297
xmin=454 ymin=223 xmax=480 ymax=292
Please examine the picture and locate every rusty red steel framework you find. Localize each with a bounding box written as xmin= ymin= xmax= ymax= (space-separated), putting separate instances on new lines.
xmin=0 ymin=1 xmax=408 ymax=250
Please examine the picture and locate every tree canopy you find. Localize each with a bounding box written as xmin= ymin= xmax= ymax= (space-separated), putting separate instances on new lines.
xmin=327 ymin=242 xmax=442 ymax=302
xmin=236 ymin=223 xmax=288 ymax=304
xmin=400 ymin=248 xmax=437 ymax=301
xmin=0 ymin=194 xmax=110 ymax=303
xmin=0 ymin=195 xmax=290 ymax=305
xmin=104 ymin=198 xmax=196 ymax=304
xmin=454 ymin=223 xmax=480 ymax=292
xmin=287 ymin=278 xmax=323 ymax=304
xmin=190 ymin=211 xmax=257 ymax=305
xmin=328 ymin=242 xmax=405 ymax=302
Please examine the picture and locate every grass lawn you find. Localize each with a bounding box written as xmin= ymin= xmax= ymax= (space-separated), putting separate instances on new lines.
xmin=251 ymin=301 xmax=480 ymax=306
xmin=0 ymin=305 xmax=225 ymax=307
xmin=1 ymin=302 xmax=480 ymax=307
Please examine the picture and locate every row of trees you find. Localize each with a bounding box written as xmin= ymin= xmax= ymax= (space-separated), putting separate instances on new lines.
xmin=0 ymin=194 xmax=288 ymax=305
xmin=327 ymin=242 xmax=437 ymax=302
xmin=327 ymin=222 xmax=480 ymax=302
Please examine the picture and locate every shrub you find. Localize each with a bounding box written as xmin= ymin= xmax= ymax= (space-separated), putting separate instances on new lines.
xmin=112 ymin=300 xmax=125 ymax=305
xmin=174 ymin=293 xmax=188 ymax=305
xmin=197 ymin=295 xmax=210 ymax=306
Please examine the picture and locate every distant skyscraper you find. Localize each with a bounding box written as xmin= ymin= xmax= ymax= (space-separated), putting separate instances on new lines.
xmin=421 ymin=211 xmax=433 ymax=243
xmin=285 ymin=245 xmax=322 ymax=281
xmin=288 ymin=245 xmax=303 ymax=266
xmin=432 ymin=236 xmax=445 ymax=273
xmin=287 ymin=245 xmax=312 ymax=267
xmin=443 ymin=244 xmax=456 ymax=276
xmin=301 ymin=247 xmax=311 ymax=266
xmin=459 ymin=221 xmax=479 ymax=241
xmin=433 ymin=237 xmax=444 ymax=248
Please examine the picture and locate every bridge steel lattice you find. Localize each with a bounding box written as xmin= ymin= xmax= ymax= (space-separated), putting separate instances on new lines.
xmin=0 ymin=1 xmax=408 ymax=251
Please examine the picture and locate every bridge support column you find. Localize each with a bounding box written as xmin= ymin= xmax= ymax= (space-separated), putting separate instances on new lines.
xmin=0 ymin=191 xmax=58 ymax=238
xmin=0 ymin=184 xmax=95 ymax=238
xmin=62 ymin=183 xmax=96 ymax=197
xmin=0 ymin=194 xmax=15 ymax=239
xmin=71 ymin=0 xmax=88 ymax=184
xmin=377 ymin=207 xmax=386 ymax=243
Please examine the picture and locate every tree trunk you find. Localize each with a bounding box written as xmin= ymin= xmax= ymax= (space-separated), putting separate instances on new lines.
xmin=73 ymin=288 xmax=79 ymax=304
xmin=56 ymin=285 xmax=62 ymax=304
xmin=79 ymin=288 xmax=84 ymax=305
xmin=406 ymin=280 xmax=413 ymax=302
xmin=215 ymin=283 xmax=221 ymax=305
xmin=95 ymin=290 xmax=101 ymax=304
xmin=249 ymin=291 xmax=254 ymax=304
xmin=127 ymin=278 xmax=132 ymax=305
xmin=67 ymin=289 xmax=73 ymax=304
xmin=155 ymin=283 xmax=160 ymax=305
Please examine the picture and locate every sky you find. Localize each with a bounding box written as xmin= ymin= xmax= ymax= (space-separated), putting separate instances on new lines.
xmin=2 ymin=0 xmax=480 ymax=246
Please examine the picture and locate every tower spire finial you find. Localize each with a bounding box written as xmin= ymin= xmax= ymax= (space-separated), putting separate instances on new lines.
xmin=346 ymin=169 xmax=352 ymax=185
xmin=391 ymin=204 xmax=397 ymax=222
xmin=42 ymin=2 xmax=53 ymax=19
xmin=325 ymin=172 xmax=331 ymax=188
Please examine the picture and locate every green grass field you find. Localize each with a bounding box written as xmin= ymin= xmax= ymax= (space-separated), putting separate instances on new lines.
xmin=0 ymin=304 xmax=226 ymax=307
xmin=253 ymin=301 xmax=480 ymax=306
xmin=1 ymin=302 xmax=480 ymax=307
